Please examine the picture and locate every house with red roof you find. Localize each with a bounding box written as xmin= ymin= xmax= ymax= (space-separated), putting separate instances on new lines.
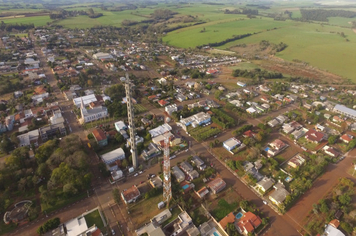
xmin=92 ymin=129 xmax=108 ymax=147
xmin=219 ymin=212 xmax=235 ymax=230
xmin=243 ymin=130 xmax=256 ymax=139
xmin=340 ymin=134 xmax=354 ymax=144
xmin=305 ymin=129 xmax=327 ymax=143
xmin=158 ymin=100 xmax=169 ymax=107
xmin=236 ymin=212 xmax=262 ymax=235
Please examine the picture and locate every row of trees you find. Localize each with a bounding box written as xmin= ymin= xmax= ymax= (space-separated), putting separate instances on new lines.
xmin=224 ymin=8 xmax=259 ymax=15
xmin=0 ymin=21 xmax=34 ymax=31
xmin=299 ymin=9 xmax=356 ymax=22
xmin=211 ymin=108 xmax=236 ymax=129
xmin=232 ymin=68 xmax=283 ymax=79
xmin=197 ymin=33 xmax=253 ymax=48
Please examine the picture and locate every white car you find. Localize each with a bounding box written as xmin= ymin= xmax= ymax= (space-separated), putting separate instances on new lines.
xmin=111 ymin=229 xmax=115 ymax=235
xmin=138 ymin=170 xmax=143 ymax=174
xmin=263 ymin=201 xmax=267 ymax=205
xmin=134 ymin=173 xmax=138 ymax=177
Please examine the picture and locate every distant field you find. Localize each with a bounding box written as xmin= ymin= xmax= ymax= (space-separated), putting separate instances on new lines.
xmin=55 ymin=8 xmax=150 ymax=28
xmin=1 ymin=15 xmax=50 ymax=26
xmin=163 ymin=17 xmax=288 ymax=48
xmin=328 ymin=17 xmax=353 ymax=27
xmin=219 ymin=21 xmax=356 ymax=80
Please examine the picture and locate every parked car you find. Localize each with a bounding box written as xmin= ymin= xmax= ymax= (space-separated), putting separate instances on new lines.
xmin=138 ymin=170 xmax=143 ymax=174
xmin=263 ymin=201 xmax=267 ymax=205
xmin=134 ymin=173 xmax=138 ymax=177
xmin=111 ymin=229 xmax=115 ymax=235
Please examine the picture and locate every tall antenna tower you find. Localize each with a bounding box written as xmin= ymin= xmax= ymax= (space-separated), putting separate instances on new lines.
xmin=163 ymin=131 xmax=172 ymax=206
xmin=124 ymin=73 xmax=138 ymax=169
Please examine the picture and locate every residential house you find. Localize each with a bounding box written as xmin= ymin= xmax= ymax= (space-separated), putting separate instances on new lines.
xmin=180 ymin=161 xmax=193 ymax=174
xmin=191 ymin=156 xmax=206 ymax=170
xmin=275 ymin=115 xmax=288 ymax=124
xmin=114 ymin=121 xmax=127 ymax=132
xmin=92 ymin=129 xmax=108 ymax=147
xmin=219 ymin=212 xmax=235 ymax=230
xmin=121 ymin=185 xmax=140 ymax=204
xmin=269 ymin=182 xmax=290 ymax=206
xmin=165 ymin=104 xmax=178 ymax=115
xmin=323 ymin=145 xmax=339 ymax=158
xmin=243 ymin=130 xmax=256 ymax=139
xmin=149 ymin=176 xmax=163 ymax=189
xmin=236 ymin=212 xmax=262 ymax=236
xmin=195 ymin=187 xmax=209 ymax=199
xmin=267 ymin=139 xmax=288 ymax=157
xmin=207 ymin=178 xmax=226 ymax=194
xmin=172 ymin=166 xmax=185 ymax=183
xmin=256 ymin=177 xmax=274 ymax=193
xmin=305 ymin=129 xmax=327 ymax=143
xmin=17 ymin=129 xmax=39 ymax=147
xmin=340 ymin=134 xmax=353 ymax=144
xmin=288 ymin=154 xmax=305 ymax=169
xmin=223 ymin=137 xmax=242 ymax=152
xmin=39 ymin=123 xmax=66 ymax=142
xmin=268 ymin=119 xmax=280 ymax=128
xmin=292 ymin=128 xmax=308 ymax=140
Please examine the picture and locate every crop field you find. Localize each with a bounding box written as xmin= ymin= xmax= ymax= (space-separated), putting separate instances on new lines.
xmin=163 ymin=17 xmax=289 ymax=48
xmin=1 ymin=15 xmax=50 ymax=26
xmin=55 ymin=8 xmax=150 ymax=28
xmin=221 ymin=21 xmax=356 ymax=80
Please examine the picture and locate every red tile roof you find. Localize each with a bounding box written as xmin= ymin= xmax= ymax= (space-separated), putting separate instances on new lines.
xmin=340 ymin=134 xmax=353 ymax=142
xmin=219 ymin=212 xmax=235 ymax=229
xmin=237 ymin=212 xmax=262 ymax=233
xmin=305 ymin=129 xmax=325 ymax=143
xmin=92 ymin=129 xmax=107 ymax=142
xmin=158 ymin=100 xmax=168 ymax=106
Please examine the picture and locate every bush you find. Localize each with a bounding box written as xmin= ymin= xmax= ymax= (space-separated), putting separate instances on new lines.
xmin=37 ymin=217 xmax=60 ymax=235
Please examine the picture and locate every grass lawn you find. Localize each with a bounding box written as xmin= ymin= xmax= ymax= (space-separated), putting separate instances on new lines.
xmin=84 ymin=209 xmax=104 ymax=230
xmin=298 ymin=137 xmax=318 ymax=151
xmin=134 ymin=104 xmax=148 ymax=113
xmin=2 ymin=15 xmax=51 ymax=26
xmin=41 ymin=192 xmax=87 ymax=213
xmin=211 ymin=198 xmax=238 ymax=221
xmin=0 ymin=221 xmax=17 ymax=236
xmin=128 ymin=194 xmax=163 ymax=227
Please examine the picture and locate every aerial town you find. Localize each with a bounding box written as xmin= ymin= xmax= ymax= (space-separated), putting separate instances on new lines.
xmin=1 ymin=1 xmax=356 ymax=236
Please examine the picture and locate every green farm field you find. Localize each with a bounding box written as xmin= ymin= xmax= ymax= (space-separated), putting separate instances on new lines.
xmin=55 ymin=8 xmax=151 ymax=28
xmin=1 ymin=15 xmax=51 ymax=26
xmin=220 ymin=21 xmax=356 ymax=80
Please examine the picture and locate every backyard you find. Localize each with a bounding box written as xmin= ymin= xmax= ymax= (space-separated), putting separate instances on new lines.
xmin=84 ymin=209 xmax=105 ymax=230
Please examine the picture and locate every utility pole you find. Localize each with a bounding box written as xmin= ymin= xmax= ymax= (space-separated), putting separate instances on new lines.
xmin=124 ymin=73 xmax=138 ymax=169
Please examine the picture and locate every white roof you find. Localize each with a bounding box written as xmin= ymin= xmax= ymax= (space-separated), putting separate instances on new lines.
xmin=323 ymin=225 xmax=345 ymax=236
xmin=115 ymin=121 xmax=127 ymax=131
xmin=73 ymin=94 xmax=97 ymax=107
xmin=149 ymin=123 xmax=172 ymax=138
xmin=65 ymin=216 xmax=88 ymax=236
xmin=101 ymin=148 xmax=125 ymax=164
xmin=223 ymin=138 xmax=241 ymax=149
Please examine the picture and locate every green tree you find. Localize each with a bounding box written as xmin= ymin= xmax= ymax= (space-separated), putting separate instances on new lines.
xmin=0 ymin=134 xmax=12 ymax=154
xmin=328 ymin=135 xmax=338 ymax=145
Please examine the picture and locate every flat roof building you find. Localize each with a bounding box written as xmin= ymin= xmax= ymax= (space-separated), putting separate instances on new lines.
xmin=101 ymin=148 xmax=125 ymax=164
xmin=334 ymin=104 xmax=356 ymax=120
